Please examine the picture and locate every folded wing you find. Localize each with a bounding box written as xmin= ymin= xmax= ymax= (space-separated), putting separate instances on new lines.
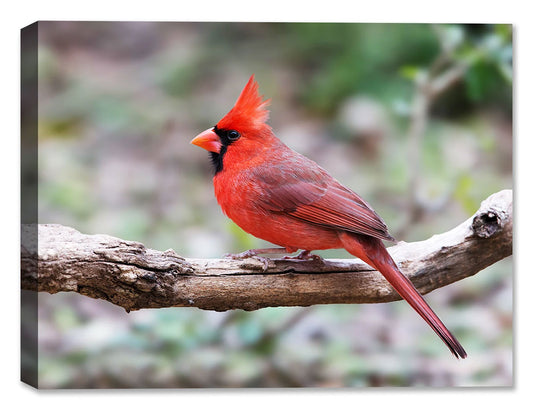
xmin=256 ymin=161 xmax=395 ymax=242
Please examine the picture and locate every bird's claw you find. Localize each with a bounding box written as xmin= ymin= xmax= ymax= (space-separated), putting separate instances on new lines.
xmin=283 ymin=250 xmax=324 ymax=262
xmin=224 ymin=249 xmax=258 ymax=259
xmin=224 ymin=250 xmax=270 ymax=271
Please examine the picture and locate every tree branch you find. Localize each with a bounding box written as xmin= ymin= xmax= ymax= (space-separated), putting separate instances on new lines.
xmin=21 ymin=190 xmax=512 ymax=312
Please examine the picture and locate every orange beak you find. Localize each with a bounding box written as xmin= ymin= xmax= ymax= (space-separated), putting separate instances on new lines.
xmin=190 ymin=128 xmax=222 ymax=153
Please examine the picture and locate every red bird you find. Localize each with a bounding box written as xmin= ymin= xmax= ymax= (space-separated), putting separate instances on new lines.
xmin=191 ymin=75 xmax=467 ymax=359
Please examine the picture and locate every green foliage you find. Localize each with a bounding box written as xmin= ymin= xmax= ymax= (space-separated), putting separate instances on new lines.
xmin=158 ymin=58 xmax=202 ymax=98
xmin=283 ymin=23 xmax=439 ymax=114
xmin=459 ymin=25 xmax=512 ymax=108
xmin=44 ymin=178 xmax=95 ymax=220
xmin=466 ymin=61 xmax=507 ymax=102
xmin=454 ymin=173 xmax=480 ymax=215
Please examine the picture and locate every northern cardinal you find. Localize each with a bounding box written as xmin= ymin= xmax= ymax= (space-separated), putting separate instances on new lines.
xmin=191 ymin=75 xmax=467 ymax=359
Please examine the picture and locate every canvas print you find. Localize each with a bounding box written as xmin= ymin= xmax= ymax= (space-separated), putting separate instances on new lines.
xmin=21 ymin=21 xmax=513 ymax=388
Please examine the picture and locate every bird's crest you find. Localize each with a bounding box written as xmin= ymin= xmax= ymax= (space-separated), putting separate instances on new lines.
xmin=217 ymin=75 xmax=271 ymax=132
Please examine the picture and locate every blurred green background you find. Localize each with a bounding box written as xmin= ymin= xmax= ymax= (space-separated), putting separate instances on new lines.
xmin=34 ymin=22 xmax=512 ymax=387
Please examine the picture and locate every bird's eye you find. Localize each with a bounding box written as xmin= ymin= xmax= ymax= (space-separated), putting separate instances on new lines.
xmin=227 ymin=130 xmax=240 ymax=141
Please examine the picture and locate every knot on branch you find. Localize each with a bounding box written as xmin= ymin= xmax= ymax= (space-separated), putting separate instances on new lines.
xmin=473 ymin=212 xmax=500 ymax=238
xmin=471 ymin=190 xmax=512 ymax=239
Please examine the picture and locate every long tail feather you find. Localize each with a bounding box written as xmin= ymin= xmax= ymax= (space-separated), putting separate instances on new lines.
xmin=340 ymin=232 xmax=467 ymax=359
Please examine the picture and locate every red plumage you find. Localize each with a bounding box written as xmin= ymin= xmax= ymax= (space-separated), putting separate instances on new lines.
xmin=191 ymin=75 xmax=467 ymax=359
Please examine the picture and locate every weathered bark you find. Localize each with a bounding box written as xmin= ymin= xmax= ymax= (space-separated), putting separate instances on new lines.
xmin=21 ymin=190 xmax=512 ymax=312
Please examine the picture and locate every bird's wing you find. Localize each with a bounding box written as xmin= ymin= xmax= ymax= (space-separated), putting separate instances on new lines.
xmin=255 ymin=161 xmax=395 ymax=242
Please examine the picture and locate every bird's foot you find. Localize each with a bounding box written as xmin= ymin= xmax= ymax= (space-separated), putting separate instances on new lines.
xmin=224 ymin=249 xmax=261 ymax=260
xmin=224 ymin=247 xmax=288 ymax=271
xmin=283 ymin=250 xmax=324 ymax=263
